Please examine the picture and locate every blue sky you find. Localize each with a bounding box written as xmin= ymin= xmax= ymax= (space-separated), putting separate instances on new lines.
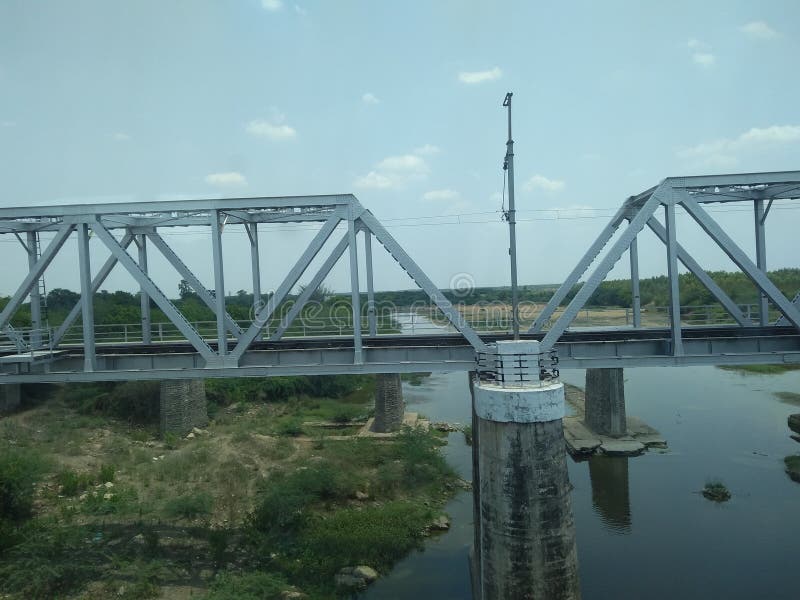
xmin=1 ymin=1 xmax=798 ymax=297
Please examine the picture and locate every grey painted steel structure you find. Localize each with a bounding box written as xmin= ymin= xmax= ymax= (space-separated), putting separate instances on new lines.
xmin=0 ymin=193 xmax=487 ymax=382
xmin=0 ymin=171 xmax=799 ymax=384
xmin=530 ymin=171 xmax=800 ymax=353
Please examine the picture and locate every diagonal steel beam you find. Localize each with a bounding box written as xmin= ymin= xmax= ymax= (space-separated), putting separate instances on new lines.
xmin=646 ymin=218 xmax=749 ymax=327
xmin=0 ymin=221 xmax=74 ymax=331
xmin=52 ymin=232 xmax=135 ymax=348
xmin=540 ymin=191 xmax=663 ymax=351
xmin=358 ymin=210 xmax=488 ymax=352
xmin=681 ymin=195 xmax=800 ymax=330
xmin=270 ymin=233 xmax=350 ymax=341
xmin=230 ymin=212 xmax=344 ymax=360
xmin=146 ymin=232 xmax=243 ymax=339
xmin=529 ymin=205 xmax=628 ymax=333
xmin=776 ymin=291 xmax=800 ymax=325
xmin=91 ymin=219 xmax=217 ymax=362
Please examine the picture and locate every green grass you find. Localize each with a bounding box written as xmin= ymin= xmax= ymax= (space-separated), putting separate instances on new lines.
xmin=719 ymin=364 xmax=800 ymax=375
xmin=205 ymin=572 xmax=291 ymax=600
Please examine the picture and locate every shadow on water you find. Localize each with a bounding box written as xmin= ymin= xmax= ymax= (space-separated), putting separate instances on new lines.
xmin=587 ymin=456 xmax=631 ymax=534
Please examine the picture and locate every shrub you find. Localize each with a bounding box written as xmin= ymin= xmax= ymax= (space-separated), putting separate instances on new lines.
xmin=163 ymin=492 xmax=213 ymax=520
xmin=251 ymin=462 xmax=355 ymax=536
xmin=0 ymin=447 xmax=49 ymax=523
xmin=275 ymin=417 xmax=304 ymax=437
xmin=206 ymin=571 xmax=290 ymax=600
xmin=294 ymin=501 xmax=432 ymax=583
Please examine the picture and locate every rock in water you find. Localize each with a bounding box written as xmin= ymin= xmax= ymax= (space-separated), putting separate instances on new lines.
xmin=788 ymin=414 xmax=800 ymax=435
xmin=352 ymin=566 xmax=379 ymax=582
xmin=430 ymin=515 xmax=451 ymax=531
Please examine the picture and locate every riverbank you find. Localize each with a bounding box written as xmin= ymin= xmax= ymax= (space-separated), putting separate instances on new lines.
xmin=0 ymin=380 xmax=460 ymax=599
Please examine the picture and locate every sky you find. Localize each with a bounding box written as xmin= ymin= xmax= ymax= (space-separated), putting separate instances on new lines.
xmin=1 ymin=0 xmax=799 ymax=300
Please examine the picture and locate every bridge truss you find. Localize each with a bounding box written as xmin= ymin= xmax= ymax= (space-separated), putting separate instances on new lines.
xmin=531 ymin=171 xmax=800 ymax=352
xmin=0 ymin=171 xmax=799 ymax=383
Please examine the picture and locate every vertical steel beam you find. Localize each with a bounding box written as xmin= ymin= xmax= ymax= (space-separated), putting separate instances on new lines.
xmin=646 ymin=219 xmax=749 ymax=326
xmin=348 ymin=217 xmax=363 ymax=364
xmin=681 ymin=196 xmax=800 ymax=330
xmin=665 ymin=203 xmax=683 ymax=355
xmin=248 ymin=222 xmax=262 ymax=313
xmin=51 ymin=233 xmax=135 ymax=348
xmin=211 ymin=210 xmax=227 ymax=356
xmin=629 ymin=233 xmax=641 ymax=328
xmin=136 ymin=234 xmax=152 ymax=344
xmin=0 ymin=222 xmax=74 ymax=331
xmin=364 ymin=230 xmax=377 ymax=336
xmin=754 ymin=199 xmax=768 ymax=326
xmin=145 ymin=232 xmax=242 ymax=338
xmin=230 ymin=212 xmax=343 ymax=360
xmin=25 ymin=231 xmax=42 ymax=348
xmin=77 ymin=223 xmax=96 ymax=371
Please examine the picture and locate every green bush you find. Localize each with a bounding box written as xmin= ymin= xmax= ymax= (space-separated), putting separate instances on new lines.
xmin=275 ymin=417 xmax=304 ymax=437
xmin=294 ymin=501 xmax=432 ymax=583
xmin=56 ymin=469 xmax=92 ymax=497
xmin=0 ymin=447 xmax=49 ymax=523
xmin=163 ymin=492 xmax=213 ymax=520
xmin=60 ymin=381 xmax=160 ymax=424
xmin=251 ymin=462 xmax=355 ymax=536
xmin=206 ymin=571 xmax=290 ymax=600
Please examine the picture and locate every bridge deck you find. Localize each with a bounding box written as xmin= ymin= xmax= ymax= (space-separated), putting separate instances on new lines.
xmin=1 ymin=326 xmax=798 ymax=383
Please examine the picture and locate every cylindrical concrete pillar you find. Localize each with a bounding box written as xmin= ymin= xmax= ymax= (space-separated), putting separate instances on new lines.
xmin=0 ymin=384 xmax=21 ymax=414
xmin=585 ymin=368 xmax=626 ymax=437
xmin=159 ymin=379 xmax=208 ymax=437
xmin=473 ymin=372 xmax=581 ymax=599
xmin=372 ymin=373 xmax=404 ymax=433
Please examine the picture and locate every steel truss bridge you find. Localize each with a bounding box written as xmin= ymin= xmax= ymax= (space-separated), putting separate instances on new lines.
xmin=1 ymin=171 xmax=799 ymax=384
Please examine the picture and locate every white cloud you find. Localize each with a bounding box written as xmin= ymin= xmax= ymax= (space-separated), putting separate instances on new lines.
xmin=261 ymin=0 xmax=283 ymax=11
xmin=422 ymin=189 xmax=460 ymax=201
xmin=687 ymin=38 xmax=704 ymax=49
xmin=458 ymin=67 xmax=502 ymax=84
xmin=354 ymin=151 xmax=430 ymax=190
xmin=413 ymin=144 xmax=441 ymax=156
xmin=376 ymin=154 xmax=428 ymax=173
xmin=246 ymin=111 xmax=297 ymax=140
xmin=354 ymin=171 xmax=394 ymax=190
xmin=362 ymin=92 xmax=379 ymax=105
xmin=112 ymin=132 xmax=130 ymax=141
xmin=741 ymin=21 xmax=779 ymax=40
xmin=523 ymin=174 xmax=565 ymax=193
xmin=205 ymin=172 xmax=247 ymax=187
xmin=294 ymin=4 xmax=308 ymax=16
xmin=677 ymin=124 xmax=800 ymax=168
xmin=693 ymin=52 xmax=716 ymax=68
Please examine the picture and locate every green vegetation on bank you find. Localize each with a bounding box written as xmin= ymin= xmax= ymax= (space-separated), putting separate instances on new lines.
xmin=718 ymin=364 xmax=800 ymax=375
xmin=0 ymin=376 xmax=458 ymax=599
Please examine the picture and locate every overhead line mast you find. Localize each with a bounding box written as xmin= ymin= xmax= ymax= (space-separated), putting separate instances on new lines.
xmin=503 ymin=92 xmax=520 ymax=339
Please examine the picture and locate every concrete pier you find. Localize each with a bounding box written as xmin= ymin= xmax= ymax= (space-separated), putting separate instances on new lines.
xmin=159 ymin=379 xmax=208 ymax=437
xmin=585 ymin=368 xmax=626 ymax=437
xmin=0 ymin=384 xmax=21 ymax=414
xmin=472 ymin=341 xmax=581 ymax=600
xmin=372 ymin=373 xmax=404 ymax=433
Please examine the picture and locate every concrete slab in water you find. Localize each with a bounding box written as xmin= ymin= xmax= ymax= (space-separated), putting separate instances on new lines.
xmin=600 ymin=440 xmax=646 ymax=456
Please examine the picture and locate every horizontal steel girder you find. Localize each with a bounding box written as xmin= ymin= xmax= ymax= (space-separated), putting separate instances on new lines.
xmin=1 ymin=327 xmax=798 ymax=383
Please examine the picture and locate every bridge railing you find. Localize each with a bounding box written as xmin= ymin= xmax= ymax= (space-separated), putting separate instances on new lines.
xmin=0 ymin=303 xmax=781 ymax=351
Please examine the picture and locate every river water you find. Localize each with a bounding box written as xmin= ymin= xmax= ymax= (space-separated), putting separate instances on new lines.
xmin=363 ymin=317 xmax=800 ymax=599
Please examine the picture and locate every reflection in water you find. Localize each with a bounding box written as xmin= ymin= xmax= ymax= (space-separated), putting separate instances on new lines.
xmin=588 ymin=456 xmax=631 ymax=534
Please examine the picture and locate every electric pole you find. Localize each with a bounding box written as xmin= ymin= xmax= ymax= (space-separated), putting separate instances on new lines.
xmin=503 ymin=92 xmax=520 ymax=339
